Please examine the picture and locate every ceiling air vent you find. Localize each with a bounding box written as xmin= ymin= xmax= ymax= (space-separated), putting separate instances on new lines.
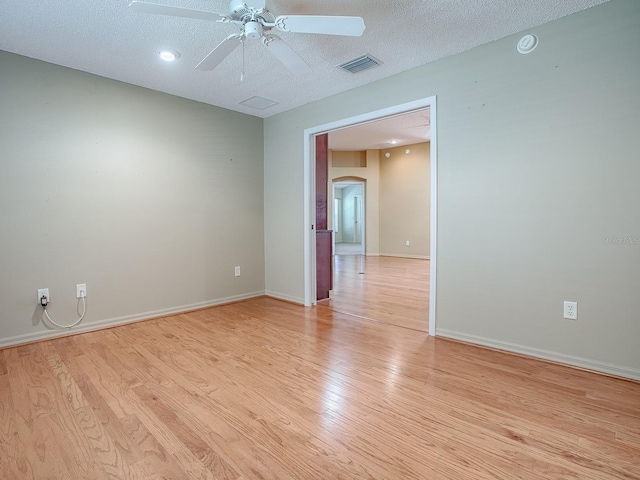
xmin=338 ymin=54 xmax=381 ymax=74
xmin=240 ymin=96 xmax=278 ymax=110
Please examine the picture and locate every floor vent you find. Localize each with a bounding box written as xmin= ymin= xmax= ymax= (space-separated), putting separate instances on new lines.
xmin=338 ymin=54 xmax=382 ymax=74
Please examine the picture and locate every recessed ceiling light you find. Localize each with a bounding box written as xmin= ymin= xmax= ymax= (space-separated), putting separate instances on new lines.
xmin=390 ymin=140 xmax=398 ymax=145
xmin=159 ymin=50 xmax=180 ymax=62
xmin=405 ymin=149 xmax=411 ymax=154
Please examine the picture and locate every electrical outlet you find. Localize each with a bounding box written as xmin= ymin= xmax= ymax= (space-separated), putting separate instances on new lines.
xmin=405 ymin=240 xmax=410 ymax=246
xmin=37 ymin=288 xmax=50 ymax=304
xmin=235 ymin=266 xmax=241 ymax=277
xmin=563 ymin=301 xmax=578 ymax=320
xmin=76 ymin=283 xmax=87 ymax=299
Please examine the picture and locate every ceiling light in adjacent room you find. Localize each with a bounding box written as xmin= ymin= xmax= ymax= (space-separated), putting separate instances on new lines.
xmin=390 ymin=140 xmax=398 ymax=145
xmin=159 ymin=50 xmax=180 ymax=61
xmin=405 ymin=149 xmax=411 ymax=154
xmin=385 ymin=152 xmax=391 ymax=158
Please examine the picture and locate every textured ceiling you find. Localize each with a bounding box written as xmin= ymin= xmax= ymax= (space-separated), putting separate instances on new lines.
xmin=1 ymin=0 xmax=608 ymax=119
xmin=329 ymin=109 xmax=431 ymax=151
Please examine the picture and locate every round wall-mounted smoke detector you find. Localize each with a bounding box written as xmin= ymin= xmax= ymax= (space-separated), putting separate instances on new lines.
xmin=517 ymin=34 xmax=538 ymax=55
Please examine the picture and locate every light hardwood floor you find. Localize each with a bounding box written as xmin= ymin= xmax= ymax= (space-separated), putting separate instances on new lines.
xmin=1 ymin=297 xmax=639 ymax=479
xmin=334 ymin=243 xmax=363 ymax=255
xmin=320 ymin=255 xmax=429 ymax=331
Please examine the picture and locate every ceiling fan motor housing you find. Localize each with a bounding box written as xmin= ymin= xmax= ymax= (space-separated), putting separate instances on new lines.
xmin=245 ymin=21 xmax=263 ymax=39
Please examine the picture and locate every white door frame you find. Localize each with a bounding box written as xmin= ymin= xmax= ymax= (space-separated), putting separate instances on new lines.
xmin=353 ymin=191 xmax=364 ymax=247
xmin=303 ymin=96 xmax=438 ymax=336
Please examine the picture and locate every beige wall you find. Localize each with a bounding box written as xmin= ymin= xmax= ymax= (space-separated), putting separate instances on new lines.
xmin=379 ymin=142 xmax=430 ymax=258
xmin=330 ymin=150 xmax=366 ymax=168
xmin=329 ymin=143 xmax=430 ymax=258
xmin=264 ymin=0 xmax=640 ymax=378
xmin=0 ymin=51 xmax=265 ymax=345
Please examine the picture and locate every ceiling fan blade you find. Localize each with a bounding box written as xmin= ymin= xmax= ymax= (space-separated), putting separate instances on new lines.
xmin=275 ymin=15 xmax=365 ymax=37
xmin=244 ymin=0 xmax=266 ymax=9
xmin=196 ymin=35 xmax=243 ymax=71
xmin=263 ymin=36 xmax=311 ymax=75
xmin=129 ymin=1 xmax=225 ymax=22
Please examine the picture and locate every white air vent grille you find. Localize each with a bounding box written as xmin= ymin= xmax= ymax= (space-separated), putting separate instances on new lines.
xmin=338 ymin=54 xmax=381 ymax=74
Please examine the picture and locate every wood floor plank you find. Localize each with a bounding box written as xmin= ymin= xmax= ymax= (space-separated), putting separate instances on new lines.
xmin=0 ymin=374 xmax=13 ymax=441
xmin=72 ymin=404 xmax=133 ymax=479
xmin=132 ymin=382 xmax=246 ymax=479
xmin=4 ymin=347 xmax=36 ymax=428
xmin=0 ymin=375 xmax=27 ymax=480
xmin=19 ymin=414 xmax=75 ymax=479
xmin=0 ymin=349 xmax=7 ymax=375
xmin=74 ymin=352 xmax=138 ymax=421
xmin=120 ymin=414 xmax=192 ymax=480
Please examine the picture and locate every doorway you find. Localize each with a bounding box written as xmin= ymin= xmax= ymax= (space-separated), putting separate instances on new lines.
xmin=303 ymin=97 xmax=438 ymax=336
xmin=333 ymin=181 xmax=365 ymax=256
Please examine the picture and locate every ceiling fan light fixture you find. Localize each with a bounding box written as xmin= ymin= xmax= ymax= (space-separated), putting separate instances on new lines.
xmin=159 ymin=49 xmax=180 ymax=61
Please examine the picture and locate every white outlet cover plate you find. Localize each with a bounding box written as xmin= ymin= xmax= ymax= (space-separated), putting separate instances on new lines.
xmin=76 ymin=284 xmax=86 ymax=298
xmin=38 ymin=288 xmax=50 ymax=302
xmin=563 ymin=301 xmax=578 ymax=320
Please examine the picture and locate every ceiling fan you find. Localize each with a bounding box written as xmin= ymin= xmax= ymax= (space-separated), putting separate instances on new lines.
xmin=129 ymin=0 xmax=366 ymax=75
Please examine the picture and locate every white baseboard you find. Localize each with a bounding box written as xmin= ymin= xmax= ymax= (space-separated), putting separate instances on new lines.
xmin=0 ymin=291 xmax=265 ymax=350
xmin=264 ymin=290 xmax=305 ymax=306
xmin=436 ymin=328 xmax=640 ymax=381
xmin=379 ymin=253 xmax=430 ymax=260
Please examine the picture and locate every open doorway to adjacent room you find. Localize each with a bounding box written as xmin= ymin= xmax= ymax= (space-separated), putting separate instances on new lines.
xmin=332 ymin=180 xmax=365 ymax=256
xmin=304 ymin=98 xmax=436 ymax=334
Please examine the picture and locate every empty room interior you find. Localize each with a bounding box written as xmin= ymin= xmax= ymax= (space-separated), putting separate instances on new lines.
xmin=1 ymin=0 xmax=639 ymax=478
